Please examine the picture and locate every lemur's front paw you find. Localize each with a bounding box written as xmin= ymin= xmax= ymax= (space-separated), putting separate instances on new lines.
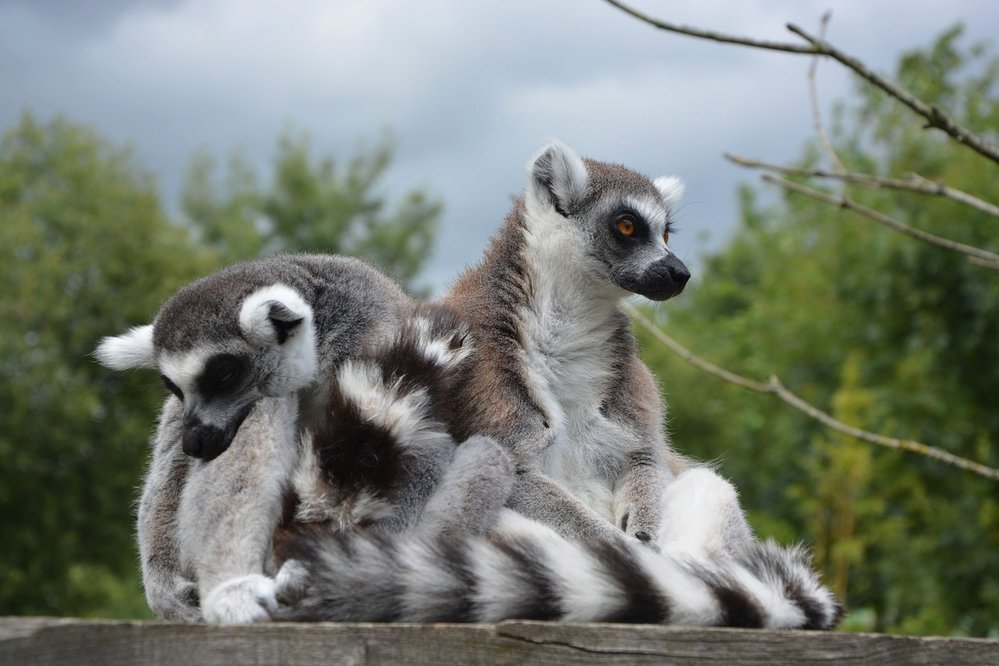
xmin=630 ymin=528 xmax=661 ymax=553
xmin=143 ymin=573 xmax=202 ymax=623
xmin=620 ymin=511 xmax=661 ymax=552
xmin=274 ymin=559 xmax=309 ymax=606
xmin=202 ymin=574 xmax=278 ymax=624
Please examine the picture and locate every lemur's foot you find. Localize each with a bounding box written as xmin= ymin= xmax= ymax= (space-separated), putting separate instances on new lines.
xmin=202 ymin=574 xmax=278 ymax=624
xmin=657 ymin=467 xmax=753 ymax=557
xmin=619 ymin=511 xmax=662 ymax=552
xmin=274 ymin=559 xmax=309 ymax=606
xmin=143 ymin=573 xmax=202 ymax=623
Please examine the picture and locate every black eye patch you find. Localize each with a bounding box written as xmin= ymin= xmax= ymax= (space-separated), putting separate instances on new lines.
xmin=197 ymin=353 xmax=249 ymax=397
xmin=161 ymin=375 xmax=184 ymax=401
xmin=607 ymin=208 xmax=651 ymax=243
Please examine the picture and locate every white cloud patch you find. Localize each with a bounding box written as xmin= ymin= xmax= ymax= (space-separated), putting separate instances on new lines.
xmin=2 ymin=0 xmax=997 ymax=292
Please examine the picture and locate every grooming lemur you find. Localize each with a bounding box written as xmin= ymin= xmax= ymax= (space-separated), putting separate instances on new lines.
xmin=96 ymin=143 xmax=840 ymax=628
xmin=94 ymin=253 xmax=473 ymax=622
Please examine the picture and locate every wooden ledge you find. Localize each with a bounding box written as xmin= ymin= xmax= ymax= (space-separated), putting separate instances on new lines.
xmin=3 ymin=617 xmax=998 ymax=665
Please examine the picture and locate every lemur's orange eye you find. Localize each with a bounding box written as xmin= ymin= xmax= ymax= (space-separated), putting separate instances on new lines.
xmin=616 ymin=216 xmax=636 ymax=237
xmin=663 ymin=230 xmax=670 ymax=246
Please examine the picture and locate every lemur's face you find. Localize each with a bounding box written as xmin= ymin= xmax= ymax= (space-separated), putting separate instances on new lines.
xmin=582 ymin=176 xmax=690 ymax=301
xmin=526 ymin=143 xmax=690 ymax=301
xmin=157 ymin=343 xmax=266 ymax=460
xmin=155 ymin=284 xmax=317 ymax=460
xmin=96 ymin=282 xmax=317 ymax=461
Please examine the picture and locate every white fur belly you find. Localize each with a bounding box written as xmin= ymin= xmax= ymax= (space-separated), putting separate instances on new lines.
xmin=539 ymin=410 xmax=627 ymax=522
xmin=519 ymin=300 xmax=629 ymax=522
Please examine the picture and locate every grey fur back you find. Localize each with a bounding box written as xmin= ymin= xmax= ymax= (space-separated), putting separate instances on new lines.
xmin=154 ymin=254 xmax=409 ymax=356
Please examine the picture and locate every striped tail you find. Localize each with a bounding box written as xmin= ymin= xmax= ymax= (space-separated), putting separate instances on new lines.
xmin=274 ymin=508 xmax=841 ymax=629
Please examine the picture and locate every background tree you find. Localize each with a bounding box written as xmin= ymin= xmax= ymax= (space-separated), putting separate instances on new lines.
xmin=182 ymin=129 xmax=441 ymax=294
xmin=0 ymin=114 xmax=215 ymax=617
xmin=0 ymin=116 xmax=442 ymax=618
xmin=632 ymin=27 xmax=999 ymax=636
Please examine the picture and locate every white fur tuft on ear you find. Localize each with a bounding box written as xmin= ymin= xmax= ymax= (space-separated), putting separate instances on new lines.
xmin=239 ymin=284 xmax=311 ymax=344
xmin=654 ymin=176 xmax=685 ymax=207
xmin=239 ymin=284 xmax=317 ymax=392
xmin=527 ymin=140 xmax=590 ymax=216
xmin=94 ymin=325 xmax=156 ymax=370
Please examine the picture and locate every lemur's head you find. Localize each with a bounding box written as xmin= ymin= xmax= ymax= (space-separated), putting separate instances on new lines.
xmin=525 ymin=141 xmax=690 ymax=301
xmin=95 ymin=270 xmax=316 ymax=461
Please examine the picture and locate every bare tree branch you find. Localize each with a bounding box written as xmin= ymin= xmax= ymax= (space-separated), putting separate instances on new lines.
xmin=726 ymin=154 xmax=999 ymax=220
xmin=761 ymin=174 xmax=999 ymax=268
xmin=969 ymin=256 xmax=999 ymax=270
xmin=602 ymin=0 xmax=814 ymax=54
xmin=603 ymin=0 xmax=999 ymax=165
xmin=622 ymin=302 xmax=999 ymax=482
xmin=786 ymin=23 xmax=999 ymax=166
xmin=806 ymin=12 xmax=848 ymax=176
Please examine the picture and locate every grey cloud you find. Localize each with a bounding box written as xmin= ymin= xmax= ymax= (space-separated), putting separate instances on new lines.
xmin=2 ymin=0 xmax=997 ymax=294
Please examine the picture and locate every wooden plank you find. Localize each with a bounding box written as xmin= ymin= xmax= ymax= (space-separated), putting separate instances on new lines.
xmin=2 ymin=617 xmax=998 ymax=666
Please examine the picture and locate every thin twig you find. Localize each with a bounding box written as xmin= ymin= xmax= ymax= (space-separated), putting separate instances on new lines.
xmin=726 ymin=154 xmax=999 ymax=219
xmin=969 ymin=256 xmax=999 ymax=270
xmin=762 ymin=174 xmax=999 ymax=268
xmin=602 ymin=0 xmax=999 ymax=165
xmin=602 ymin=0 xmax=814 ymax=54
xmin=807 ymin=12 xmax=847 ymax=176
xmin=786 ymin=23 xmax=999 ymax=166
xmin=622 ymin=302 xmax=999 ymax=481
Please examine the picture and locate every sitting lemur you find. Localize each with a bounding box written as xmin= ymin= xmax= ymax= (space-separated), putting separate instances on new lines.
xmin=96 ymin=142 xmax=841 ymax=628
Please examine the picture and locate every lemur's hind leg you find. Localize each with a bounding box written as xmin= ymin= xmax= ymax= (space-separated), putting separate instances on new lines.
xmin=655 ymin=467 xmax=843 ymax=629
xmin=137 ymin=397 xmax=202 ymax=622
xmin=414 ymin=435 xmax=515 ymax=540
xmin=655 ymin=467 xmax=754 ymax=559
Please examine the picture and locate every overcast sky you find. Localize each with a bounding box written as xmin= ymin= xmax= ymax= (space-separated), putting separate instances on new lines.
xmin=3 ymin=0 xmax=998 ymax=293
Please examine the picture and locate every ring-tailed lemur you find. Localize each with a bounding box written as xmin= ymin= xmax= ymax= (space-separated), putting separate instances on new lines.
xmin=273 ymin=305 xmax=841 ymax=629
xmin=97 ymin=144 xmax=840 ymax=628
xmin=269 ymin=142 xmax=837 ymax=628
xmin=431 ymin=141 xmax=693 ymax=548
xmin=95 ymin=254 xmax=472 ymax=622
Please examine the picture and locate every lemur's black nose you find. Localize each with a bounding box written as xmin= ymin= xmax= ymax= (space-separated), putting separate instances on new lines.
xmin=633 ymin=254 xmax=691 ymax=301
xmin=670 ymin=261 xmax=691 ymax=290
xmin=183 ymin=420 xmax=230 ymax=460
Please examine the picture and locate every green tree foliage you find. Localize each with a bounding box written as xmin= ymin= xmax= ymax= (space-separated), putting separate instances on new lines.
xmin=0 ymin=115 xmax=440 ymax=618
xmin=641 ymin=27 xmax=999 ymax=636
xmin=0 ymin=114 xmax=216 ymax=617
xmin=181 ymin=130 xmax=441 ymax=294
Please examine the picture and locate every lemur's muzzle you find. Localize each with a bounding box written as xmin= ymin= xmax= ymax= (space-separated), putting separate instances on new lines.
xmin=630 ymin=254 xmax=690 ymax=301
xmin=182 ymin=403 xmax=255 ymax=460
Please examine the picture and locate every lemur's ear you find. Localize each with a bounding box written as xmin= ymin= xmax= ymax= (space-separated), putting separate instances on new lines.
xmin=94 ymin=325 xmax=156 ymax=370
xmin=653 ymin=176 xmax=685 ymax=208
xmin=239 ymin=284 xmax=313 ymax=346
xmin=266 ymin=301 xmax=305 ymax=344
xmin=240 ymin=284 xmax=317 ymax=393
xmin=527 ymin=141 xmax=589 ymax=216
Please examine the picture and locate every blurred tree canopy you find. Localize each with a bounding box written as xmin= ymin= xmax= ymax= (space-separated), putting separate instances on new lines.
xmin=641 ymin=26 xmax=999 ymax=637
xmin=0 ymin=115 xmax=214 ymax=617
xmin=0 ymin=115 xmax=441 ymax=617
xmin=182 ymin=129 xmax=441 ymax=294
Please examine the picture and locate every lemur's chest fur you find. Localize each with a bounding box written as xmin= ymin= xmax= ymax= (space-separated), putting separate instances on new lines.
xmin=522 ymin=315 xmax=627 ymax=512
xmin=515 ymin=242 xmax=634 ymax=519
